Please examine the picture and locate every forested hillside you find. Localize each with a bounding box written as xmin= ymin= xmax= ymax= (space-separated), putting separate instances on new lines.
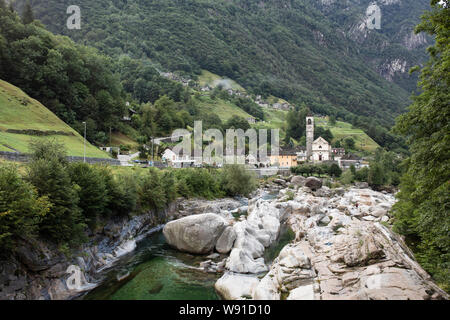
xmin=0 ymin=4 xmax=126 ymax=143
xmin=13 ymin=0 xmax=420 ymax=132
xmin=312 ymin=0 xmax=430 ymax=93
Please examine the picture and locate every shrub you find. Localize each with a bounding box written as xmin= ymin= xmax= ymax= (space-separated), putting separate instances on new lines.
xmin=368 ymin=163 xmax=385 ymax=188
xmin=161 ymin=170 xmax=177 ymax=203
xmin=28 ymin=139 xmax=68 ymax=164
xmin=220 ymin=164 xmax=257 ymax=197
xmin=175 ymin=168 xmax=223 ymax=199
xmin=0 ymin=164 xmax=51 ymax=251
xmin=68 ymin=163 xmax=108 ymax=227
xmin=26 ymin=158 xmax=85 ymax=244
xmin=137 ymin=168 xmax=167 ymax=212
xmin=340 ymin=169 xmax=354 ymax=185
xmin=354 ymin=167 xmax=369 ymax=182
xmin=329 ymin=163 xmax=342 ymax=177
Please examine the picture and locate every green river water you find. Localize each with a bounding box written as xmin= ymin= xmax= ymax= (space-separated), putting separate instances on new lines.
xmin=82 ymin=193 xmax=294 ymax=300
xmin=82 ymin=231 xmax=221 ymax=300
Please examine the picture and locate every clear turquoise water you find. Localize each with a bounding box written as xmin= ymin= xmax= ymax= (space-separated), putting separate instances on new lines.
xmin=83 ymin=231 xmax=220 ymax=300
xmin=83 ymin=194 xmax=292 ymax=301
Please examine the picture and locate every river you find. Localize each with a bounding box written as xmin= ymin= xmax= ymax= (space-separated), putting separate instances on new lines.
xmin=81 ymin=191 xmax=293 ymax=300
xmin=82 ymin=230 xmax=221 ymax=300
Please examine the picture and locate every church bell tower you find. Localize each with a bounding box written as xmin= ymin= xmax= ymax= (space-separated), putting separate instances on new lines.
xmin=306 ymin=116 xmax=314 ymax=161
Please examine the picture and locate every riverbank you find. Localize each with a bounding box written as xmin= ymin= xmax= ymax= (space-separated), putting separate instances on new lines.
xmin=2 ymin=175 xmax=448 ymax=300
xmin=0 ymin=197 xmax=243 ymax=300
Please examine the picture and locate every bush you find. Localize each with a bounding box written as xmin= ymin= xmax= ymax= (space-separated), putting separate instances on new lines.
xmin=368 ymin=164 xmax=385 ymax=188
xmin=137 ymin=169 xmax=167 ymax=212
xmin=26 ymin=141 xmax=85 ymax=244
xmin=28 ymin=139 xmax=67 ymax=164
xmin=175 ymin=168 xmax=223 ymax=199
xmin=68 ymin=163 xmax=108 ymax=227
xmin=340 ymin=169 xmax=354 ymax=185
xmin=220 ymin=164 xmax=257 ymax=197
xmin=354 ymin=167 xmax=369 ymax=182
xmin=161 ymin=170 xmax=177 ymax=203
xmin=27 ymin=158 xmax=85 ymax=244
xmin=329 ymin=163 xmax=342 ymax=177
xmin=0 ymin=164 xmax=51 ymax=251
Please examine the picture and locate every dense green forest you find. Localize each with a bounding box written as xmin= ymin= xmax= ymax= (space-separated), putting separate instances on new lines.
xmin=0 ymin=4 xmax=126 ymax=142
xmin=0 ymin=4 xmax=196 ymax=144
xmin=0 ymin=4 xmax=268 ymax=147
xmin=12 ymin=1 xmax=420 ymax=145
xmin=392 ymin=1 xmax=449 ymax=291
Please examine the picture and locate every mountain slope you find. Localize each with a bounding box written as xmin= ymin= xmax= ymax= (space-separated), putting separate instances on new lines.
xmin=311 ymin=0 xmax=430 ymax=92
xmin=15 ymin=0 xmax=421 ymax=129
xmin=0 ymin=79 xmax=109 ymax=158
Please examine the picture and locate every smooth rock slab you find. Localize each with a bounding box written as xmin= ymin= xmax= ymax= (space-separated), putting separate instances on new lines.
xmin=215 ymin=273 xmax=260 ymax=300
xmin=287 ymin=284 xmax=315 ymax=300
xmin=215 ymin=226 xmax=237 ymax=254
xmin=226 ymin=248 xmax=268 ymax=274
xmin=163 ymin=213 xmax=228 ymax=254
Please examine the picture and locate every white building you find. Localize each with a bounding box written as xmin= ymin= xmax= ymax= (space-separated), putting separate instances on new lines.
xmin=312 ymin=136 xmax=331 ymax=162
xmin=162 ymin=148 xmax=195 ymax=168
xmin=162 ymin=148 xmax=177 ymax=162
xmin=296 ymin=148 xmax=307 ymax=163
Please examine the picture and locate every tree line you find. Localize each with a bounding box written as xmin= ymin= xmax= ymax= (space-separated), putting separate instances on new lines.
xmin=0 ymin=140 xmax=257 ymax=254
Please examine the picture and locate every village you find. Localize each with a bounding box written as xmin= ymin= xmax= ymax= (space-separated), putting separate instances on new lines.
xmin=107 ymin=114 xmax=368 ymax=173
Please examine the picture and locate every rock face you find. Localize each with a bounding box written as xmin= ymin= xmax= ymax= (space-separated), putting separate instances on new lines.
xmin=215 ymin=273 xmax=259 ymax=300
xmin=215 ymin=227 xmax=237 ymax=254
xmin=224 ymin=198 xmax=289 ymax=274
xmin=163 ymin=213 xmax=228 ymax=254
xmin=174 ymin=198 xmax=242 ymax=220
xmin=304 ymin=177 xmax=322 ymax=191
xmin=248 ymin=186 xmax=449 ymax=300
xmin=0 ymin=207 xmax=170 ymax=300
xmin=290 ymin=175 xmax=306 ymax=187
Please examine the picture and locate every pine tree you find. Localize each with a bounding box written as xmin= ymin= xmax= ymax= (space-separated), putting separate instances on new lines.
xmin=0 ymin=0 xmax=6 ymax=10
xmin=22 ymin=1 xmax=34 ymax=24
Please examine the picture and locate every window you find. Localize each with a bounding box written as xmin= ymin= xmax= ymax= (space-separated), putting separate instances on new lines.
xmin=308 ymin=119 xmax=312 ymax=125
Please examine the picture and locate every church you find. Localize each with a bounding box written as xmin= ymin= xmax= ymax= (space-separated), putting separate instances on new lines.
xmin=306 ymin=116 xmax=331 ymax=162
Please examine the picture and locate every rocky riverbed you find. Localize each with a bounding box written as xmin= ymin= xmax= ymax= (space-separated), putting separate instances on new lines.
xmin=163 ymin=176 xmax=449 ymax=300
xmin=2 ymin=175 xmax=448 ymax=300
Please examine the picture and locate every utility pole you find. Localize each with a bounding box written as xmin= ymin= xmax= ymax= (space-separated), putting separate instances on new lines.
xmin=82 ymin=121 xmax=86 ymax=163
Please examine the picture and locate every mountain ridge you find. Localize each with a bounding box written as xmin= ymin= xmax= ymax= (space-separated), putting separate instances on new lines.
xmin=13 ymin=0 xmax=428 ymax=129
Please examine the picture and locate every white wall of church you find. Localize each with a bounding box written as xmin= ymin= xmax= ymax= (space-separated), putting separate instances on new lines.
xmin=312 ymin=138 xmax=331 ymax=162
